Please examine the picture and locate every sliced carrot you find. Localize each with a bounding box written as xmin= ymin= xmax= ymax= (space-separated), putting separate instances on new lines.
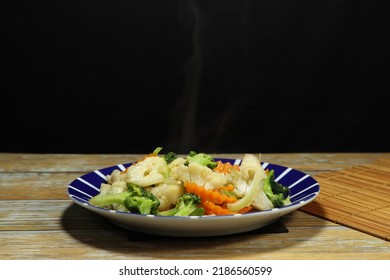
xmin=201 ymin=200 xmax=253 ymax=215
xmin=217 ymin=184 xmax=235 ymax=192
xmin=213 ymin=161 xmax=240 ymax=174
xmin=184 ymin=181 xmax=237 ymax=204
xmin=238 ymin=206 xmax=253 ymax=214
xmin=201 ymin=200 xmax=236 ymax=215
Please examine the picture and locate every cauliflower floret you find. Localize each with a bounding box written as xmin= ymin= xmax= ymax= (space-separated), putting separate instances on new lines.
xmin=99 ymin=183 xmax=111 ymax=195
xmin=125 ymin=156 xmax=167 ymax=187
xmin=99 ymin=181 xmax=127 ymax=195
xmin=106 ymin=169 xmax=126 ymax=184
xmin=98 ymin=181 xmax=128 ymax=211
xmin=188 ymin=162 xmax=227 ymax=190
xmin=168 ymin=157 xmax=190 ymax=182
xmin=149 ymin=182 xmax=185 ymax=211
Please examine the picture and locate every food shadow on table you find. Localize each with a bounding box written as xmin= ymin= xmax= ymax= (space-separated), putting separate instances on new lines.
xmin=61 ymin=203 xmax=326 ymax=258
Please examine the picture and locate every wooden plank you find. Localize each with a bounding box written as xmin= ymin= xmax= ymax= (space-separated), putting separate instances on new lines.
xmin=0 ymin=153 xmax=142 ymax=173
xmin=2 ymin=153 xmax=388 ymax=173
xmin=2 ymin=153 xmax=390 ymax=260
xmin=0 ymin=173 xmax=81 ymax=200
xmin=1 ymin=226 xmax=390 ymax=260
xmin=0 ymin=200 xmax=114 ymax=231
xmin=3 ymin=199 xmax=389 ymax=260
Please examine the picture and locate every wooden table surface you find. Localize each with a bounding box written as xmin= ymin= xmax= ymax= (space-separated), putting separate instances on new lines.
xmin=1 ymin=152 xmax=390 ymax=260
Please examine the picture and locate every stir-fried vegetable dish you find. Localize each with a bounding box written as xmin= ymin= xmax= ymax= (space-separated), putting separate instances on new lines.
xmin=88 ymin=147 xmax=291 ymax=216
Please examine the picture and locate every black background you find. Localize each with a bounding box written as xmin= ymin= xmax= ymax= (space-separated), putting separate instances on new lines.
xmin=2 ymin=0 xmax=389 ymax=154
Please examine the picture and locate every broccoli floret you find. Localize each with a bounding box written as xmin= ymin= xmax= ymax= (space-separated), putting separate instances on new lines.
xmin=124 ymin=182 xmax=160 ymax=214
xmin=124 ymin=194 xmax=160 ymax=215
xmin=89 ymin=182 xmax=160 ymax=215
xmin=185 ymin=151 xmax=218 ymax=169
xmin=263 ymin=170 xmax=291 ymax=208
xmin=150 ymin=147 xmax=177 ymax=165
xmin=162 ymin=152 xmax=177 ymax=164
xmin=126 ymin=182 xmax=145 ymax=196
xmin=158 ymin=193 xmax=205 ymax=216
xmin=88 ymin=192 xmax=131 ymax=208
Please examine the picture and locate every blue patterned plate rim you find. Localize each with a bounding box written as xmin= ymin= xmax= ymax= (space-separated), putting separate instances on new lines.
xmin=67 ymin=158 xmax=320 ymax=219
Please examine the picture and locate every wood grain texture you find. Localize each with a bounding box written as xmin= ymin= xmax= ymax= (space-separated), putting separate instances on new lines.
xmin=1 ymin=152 xmax=390 ymax=260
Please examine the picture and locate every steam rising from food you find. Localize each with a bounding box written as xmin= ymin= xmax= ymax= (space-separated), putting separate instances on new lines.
xmin=166 ymin=1 xmax=252 ymax=153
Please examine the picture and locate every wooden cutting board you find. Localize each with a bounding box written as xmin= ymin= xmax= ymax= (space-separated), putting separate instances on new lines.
xmin=300 ymin=158 xmax=390 ymax=241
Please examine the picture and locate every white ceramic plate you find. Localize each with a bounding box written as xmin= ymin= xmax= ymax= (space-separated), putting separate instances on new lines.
xmin=67 ymin=158 xmax=320 ymax=237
